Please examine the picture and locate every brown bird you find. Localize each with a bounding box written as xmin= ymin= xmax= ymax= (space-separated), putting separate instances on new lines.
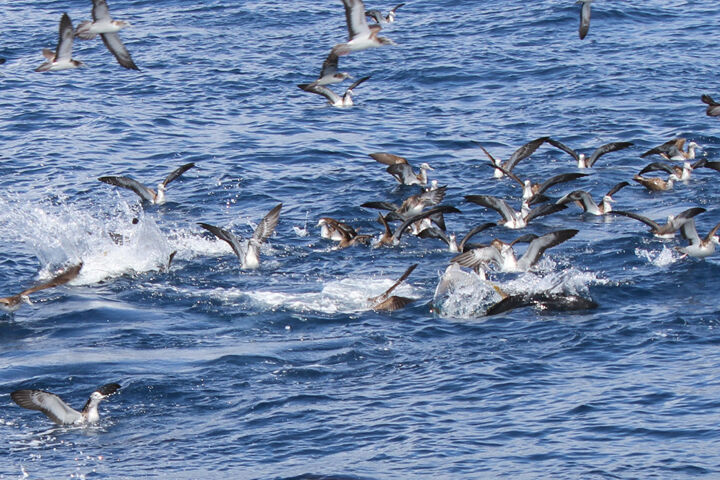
xmin=632 ymin=173 xmax=680 ymax=192
xmin=369 ymin=152 xmax=433 ymax=186
xmin=701 ymin=94 xmax=720 ymax=117
xmin=641 ymin=138 xmax=699 ymax=161
xmin=0 ymin=263 xmax=83 ymax=312
xmin=368 ymin=264 xmax=417 ymax=311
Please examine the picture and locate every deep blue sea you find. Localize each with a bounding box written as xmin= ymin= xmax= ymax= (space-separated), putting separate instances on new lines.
xmin=2 ymin=0 xmax=720 ymax=478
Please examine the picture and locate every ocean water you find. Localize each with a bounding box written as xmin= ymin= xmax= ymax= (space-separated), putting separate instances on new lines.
xmin=2 ymin=0 xmax=720 ymax=478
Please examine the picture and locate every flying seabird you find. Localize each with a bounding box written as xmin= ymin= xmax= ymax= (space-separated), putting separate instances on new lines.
xmin=98 ymin=163 xmax=195 ymax=204
xmin=368 ymin=264 xmax=417 ymax=311
xmin=701 ymin=94 xmax=720 ymax=117
xmin=416 ymin=222 xmax=497 ymax=253
xmin=36 ymin=13 xmax=84 ymax=72
xmin=369 ymin=152 xmax=433 ymax=186
xmin=298 ymin=75 xmax=370 ymax=107
xmin=363 ymin=186 xmax=447 ymax=220
xmin=307 ymin=50 xmax=351 ymax=87
xmin=75 ymin=0 xmax=138 ymax=70
xmin=546 ymin=138 xmax=634 ymax=169
xmin=556 ymin=181 xmax=629 ymax=215
xmin=632 ymin=172 xmax=680 ymax=192
xmin=11 ymin=383 xmax=120 ymax=425
xmin=199 ymin=204 xmax=282 ymax=269
xmin=486 ymin=292 xmax=597 ymax=316
xmin=333 ymin=0 xmax=396 ymax=56
xmin=451 ymin=229 xmax=578 ymax=272
xmin=365 ymin=3 xmax=405 ymax=23
xmin=676 ymin=219 xmax=720 ymax=258
xmin=375 ymin=205 xmax=462 ymax=247
xmin=464 ymin=194 xmax=567 ymax=229
xmin=610 ymin=207 xmax=706 ymax=238
xmin=577 ymin=0 xmax=593 ymax=40
xmin=476 ymin=137 xmax=549 ymax=179
xmin=641 ymin=138 xmax=700 ymax=161
xmin=0 ymin=263 xmax=83 ymax=312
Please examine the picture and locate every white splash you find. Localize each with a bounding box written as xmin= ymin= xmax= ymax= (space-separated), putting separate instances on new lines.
xmin=635 ymin=246 xmax=679 ymax=267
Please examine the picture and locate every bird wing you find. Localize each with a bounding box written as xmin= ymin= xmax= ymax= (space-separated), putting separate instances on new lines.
xmin=451 ymin=246 xmax=502 ymax=270
xmin=162 ymin=163 xmax=195 ymax=187
xmin=101 ymin=32 xmax=139 ymax=70
xmin=369 ymin=152 xmax=408 ymax=165
xmin=251 ymin=204 xmax=282 ymax=244
xmin=465 ymin=195 xmax=516 ymax=223
xmin=458 ymin=223 xmax=496 ymax=252
xmin=345 ymin=75 xmax=370 ymax=93
xmin=486 ymin=295 xmax=536 ymax=316
xmin=391 ymin=3 xmax=406 ymax=13
xmin=92 ymin=0 xmax=111 ymax=21
xmin=372 ymin=296 xmax=414 ymax=311
xmin=638 ymin=162 xmax=674 ymax=176
xmin=641 ymin=138 xmax=684 ymax=158
xmin=11 ymin=389 xmax=83 ymax=425
xmin=587 ymin=142 xmax=633 ymax=167
xmin=704 ymin=221 xmax=720 ymax=243
xmin=546 ymin=138 xmax=580 ymax=162
xmin=364 ymin=9 xmax=384 ymax=23
xmin=342 ymin=0 xmax=372 ymax=39
xmin=319 ymin=49 xmax=339 ymax=78
xmin=386 ymin=163 xmax=416 ymax=184
xmin=417 ymin=227 xmax=452 ymax=246
xmin=475 ymin=142 xmax=502 ymax=168
xmin=368 ymin=264 xmax=417 ymax=306
xmin=610 ymin=210 xmax=660 ymax=230
xmin=20 ymin=263 xmax=83 ymax=297
xmin=297 ymin=84 xmax=341 ymax=104
xmin=98 ymin=176 xmax=156 ymax=202
xmin=524 ymin=203 xmax=567 ymax=224
xmin=56 ymin=13 xmax=75 ymax=62
xmin=361 ymin=201 xmax=401 ymax=212
xmin=680 ymin=219 xmax=700 ymax=245
xmin=534 ymin=172 xmax=589 ymax=196
xmin=517 ymin=229 xmax=578 ymax=270
xmin=416 ymin=185 xmax=447 ymax=207
xmin=503 ymin=136 xmax=549 ymax=172
xmin=198 ymin=223 xmax=244 ymax=259
xmin=605 ymin=181 xmax=630 ymax=198
xmin=701 ymin=94 xmax=717 ymax=106
xmin=392 ymin=206 xmax=461 ymax=242
xmin=579 ymin=0 xmax=591 ymax=40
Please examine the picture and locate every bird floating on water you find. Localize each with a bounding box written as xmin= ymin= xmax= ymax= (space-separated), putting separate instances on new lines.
xmin=11 ymin=382 xmax=120 ymax=425
xmin=365 ymin=3 xmax=405 ymax=23
xmin=333 ymin=0 xmax=396 ymax=56
xmin=36 ymin=13 xmax=84 ymax=72
xmin=556 ymin=181 xmax=629 ymax=216
xmin=199 ymin=203 xmax=282 ymax=269
xmin=701 ymin=94 xmax=720 ymax=117
xmin=546 ymin=138 xmax=633 ymax=169
xmin=369 ymin=152 xmax=433 ymax=186
xmin=75 ymin=0 xmax=138 ymax=70
xmin=0 ymin=263 xmax=83 ymax=312
xmin=632 ymin=172 xmax=680 ymax=192
xmin=99 ymin=163 xmax=195 ymax=204
xmin=298 ymin=75 xmax=370 ymax=107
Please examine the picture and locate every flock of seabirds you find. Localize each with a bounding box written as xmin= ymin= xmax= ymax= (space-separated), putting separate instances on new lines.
xmin=2 ymin=0 xmax=720 ymax=428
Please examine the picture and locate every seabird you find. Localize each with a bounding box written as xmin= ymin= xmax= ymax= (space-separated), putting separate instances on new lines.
xmin=556 ymin=181 xmax=629 ymax=215
xmin=577 ymin=0 xmax=593 ymax=40
xmin=75 ymin=0 xmax=138 ymax=70
xmin=333 ymin=0 xmax=396 ymax=56
xmin=0 ymin=263 xmax=82 ymax=312
xmin=0 ymin=58 xmax=6 ymax=65
xmin=632 ymin=173 xmax=680 ymax=192
xmin=307 ymin=50 xmax=351 ymax=87
xmin=98 ymin=163 xmax=195 ymax=204
xmin=641 ymin=138 xmax=700 ymax=161
xmin=369 ymin=152 xmax=433 ymax=186
xmin=36 ymin=13 xmax=84 ymax=72
xmin=368 ymin=264 xmax=417 ymax=311
xmin=476 ymin=137 xmax=549 ymax=179
xmin=546 ymin=138 xmax=634 ymax=169
xmin=676 ymin=219 xmax=720 ymax=258
xmin=701 ymin=94 xmax=720 ymax=117
xmin=375 ymin=205 xmax=462 ymax=247
xmin=610 ymin=207 xmax=706 ymax=238
xmin=637 ymin=160 xmax=702 ymax=181
xmin=451 ymin=229 xmax=578 ymax=272
xmin=362 ymin=186 xmax=447 ymax=220
xmin=317 ymin=217 xmax=372 ymax=248
xmin=365 ymin=3 xmax=405 ymax=23
xmin=487 ymin=292 xmax=597 ymax=316
xmin=464 ymin=194 xmax=567 ymax=229
xmin=198 ymin=203 xmax=282 ymax=269
xmin=298 ymin=75 xmax=370 ymax=107
xmin=11 ymin=383 xmax=120 ymax=425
